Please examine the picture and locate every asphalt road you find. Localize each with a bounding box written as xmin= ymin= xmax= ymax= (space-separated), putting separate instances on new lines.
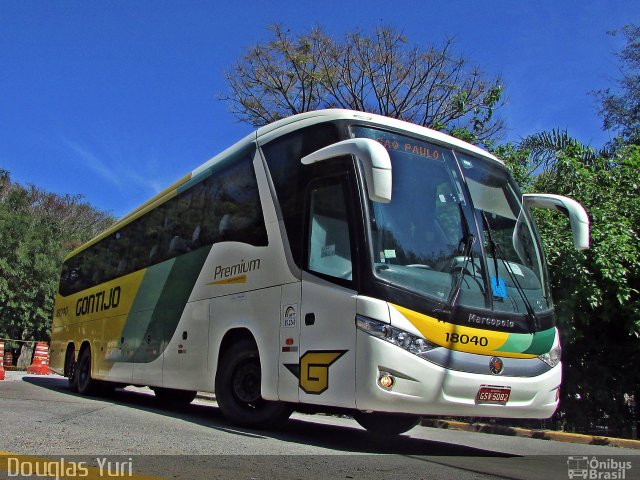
xmin=0 ymin=372 xmax=638 ymax=480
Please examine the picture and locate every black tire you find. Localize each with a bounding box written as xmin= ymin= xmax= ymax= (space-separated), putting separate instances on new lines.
xmin=353 ymin=411 xmax=421 ymax=436
xmin=152 ymin=387 xmax=197 ymax=405
xmin=76 ymin=347 xmax=98 ymax=396
xmin=67 ymin=353 xmax=79 ymax=393
xmin=215 ymin=339 xmax=292 ymax=429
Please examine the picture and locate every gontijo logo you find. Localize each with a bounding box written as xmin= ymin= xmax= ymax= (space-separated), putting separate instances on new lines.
xmin=208 ymin=258 xmax=261 ymax=285
xmin=76 ymin=286 xmax=121 ymax=317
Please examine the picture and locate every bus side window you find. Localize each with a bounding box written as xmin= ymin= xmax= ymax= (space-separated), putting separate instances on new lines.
xmin=307 ymin=181 xmax=352 ymax=281
xmin=57 ymin=151 xmax=266 ymax=297
xmin=262 ymin=123 xmax=341 ymax=268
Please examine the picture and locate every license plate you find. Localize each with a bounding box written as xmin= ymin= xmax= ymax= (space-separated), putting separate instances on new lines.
xmin=476 ymin=385 xmax=511 ymax=405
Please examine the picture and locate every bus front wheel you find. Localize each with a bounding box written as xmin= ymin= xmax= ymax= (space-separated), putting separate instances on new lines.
xmin=353 ymin=411 xmax=421 ymax=436
xmin=215 ymin=339 xmax=291 ymax=429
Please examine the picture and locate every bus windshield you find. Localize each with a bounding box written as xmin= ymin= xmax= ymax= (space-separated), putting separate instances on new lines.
xmin=352 ymin=126 xmax=551 ymax=315
xmin=458 ymin=151 xmax=551 ymax=314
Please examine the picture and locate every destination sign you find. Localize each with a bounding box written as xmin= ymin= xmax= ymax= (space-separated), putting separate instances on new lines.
xmin=373 ymin=136 xmax=448 ymax=161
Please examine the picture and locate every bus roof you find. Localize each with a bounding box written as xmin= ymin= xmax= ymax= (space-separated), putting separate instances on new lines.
xmin=65 ymin=109 xmax=502 ymax=259
xmin=255 ymin=109 xmax=502 ymax=164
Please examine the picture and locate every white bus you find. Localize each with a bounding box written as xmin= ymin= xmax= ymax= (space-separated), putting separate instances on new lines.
xmin=50 ymin=109 xmax=589 ymax=435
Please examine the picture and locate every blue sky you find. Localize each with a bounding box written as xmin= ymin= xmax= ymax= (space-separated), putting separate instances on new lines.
xmin=1 ymin=1 xmax=637 ymax=218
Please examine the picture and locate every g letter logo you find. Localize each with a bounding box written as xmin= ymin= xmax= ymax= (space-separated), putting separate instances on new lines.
xmin=285 ymin=350 xmax=347 ymax=394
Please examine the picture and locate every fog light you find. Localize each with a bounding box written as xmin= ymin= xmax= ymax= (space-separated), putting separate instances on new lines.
xmin=378 ymin=373 xmax=395 ymax=390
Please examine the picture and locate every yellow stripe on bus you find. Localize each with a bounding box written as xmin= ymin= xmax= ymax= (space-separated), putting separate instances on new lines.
xmin=207 ymin=275 xmax=247 ymax=285
xmin=51 ymin=269 xmax=148 ymax=375
xmin=53 ymin=269 xmax=147 ymax=325
xmin=390 ymin=303 xmax=537 ymax=359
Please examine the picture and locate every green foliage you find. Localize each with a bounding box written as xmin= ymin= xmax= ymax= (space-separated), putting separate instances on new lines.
xmin=492 ymin=143 xmax=535 ymax=190
xmin=223 ymin=24 xmax=505 ymax=145
xmin=0 ymin=172 xmax=114 ymax=341
xmin=523 ymin=141 xmax=639 ymax=331
xmin=498 ymin=132 xmax=640 ymax=434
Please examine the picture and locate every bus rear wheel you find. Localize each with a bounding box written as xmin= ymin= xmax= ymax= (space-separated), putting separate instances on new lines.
xmin=66 ymin=349 xmax=79 ymax=393
xmin=215 ymin=339 xmax=291 ymax=429
xmin=76 ymin=347 xmax=98 ymax=396
xmin=353 ymin=411 xmax=421 ymax=436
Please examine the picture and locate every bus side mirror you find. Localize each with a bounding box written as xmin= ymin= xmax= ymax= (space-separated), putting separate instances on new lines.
xmin=523 ymin=193 xmax=590 ymax=250
xmin=301 ymin=138 xmax=392 ymax=203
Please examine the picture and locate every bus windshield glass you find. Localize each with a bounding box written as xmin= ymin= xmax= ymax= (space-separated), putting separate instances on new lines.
xmin=458 ymin=151 xmax=551 ymax=313
xmin=352 ymin=126 xmax=551 ymax=314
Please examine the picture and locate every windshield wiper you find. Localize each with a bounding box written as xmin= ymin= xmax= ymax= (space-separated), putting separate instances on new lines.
xmin=446 ymin=202 xmax=477 ymax=308
xmin=481 ymin=212 xmax=540 ymax=333
xmin=446 ymin=232 xmax=476 ymax=308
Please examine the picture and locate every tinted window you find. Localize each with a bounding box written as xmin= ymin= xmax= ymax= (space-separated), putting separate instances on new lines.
xmin=59 ymin=151 xmax=266 ymax=296
xmin=261 ymin=123 xmax=342 ymax=266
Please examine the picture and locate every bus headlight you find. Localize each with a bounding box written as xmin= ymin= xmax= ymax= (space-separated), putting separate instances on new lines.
xmin=538 ymin=344 xmax=561 ymax=368
xmin=356 ymin=315 xmax=437 ymax=356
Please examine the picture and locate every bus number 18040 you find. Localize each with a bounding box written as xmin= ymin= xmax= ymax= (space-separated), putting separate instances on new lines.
xmin=445 ymin=332 xmax=489 ymax=347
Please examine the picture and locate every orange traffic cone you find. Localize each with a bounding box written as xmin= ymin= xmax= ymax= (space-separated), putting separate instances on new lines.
xmin=0 ymin=341 xmax=5 ymax=380
xmin=27 ymin=342 xmax=52 ymax=375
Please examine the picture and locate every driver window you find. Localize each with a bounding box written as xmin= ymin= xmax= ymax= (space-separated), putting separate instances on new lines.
xmin=307 ymin=182 xmax=352 ymax=280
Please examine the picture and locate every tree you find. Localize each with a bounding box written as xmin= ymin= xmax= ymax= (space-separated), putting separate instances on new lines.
xmin=0 ymin=171 xmax=114 ymax=341
xmin=594 ymin=24 xmax=640 ymax=145
xmin=223 ymin=25 xmax=505 ymax=144
xmin=499 ymin=134 xmax=640 ymax=436
xmin=495 ymin=25 xmax=640 ymax=436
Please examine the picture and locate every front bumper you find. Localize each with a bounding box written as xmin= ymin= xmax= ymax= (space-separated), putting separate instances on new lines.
xmin=355 ymin=331 xmax=560 ymax=418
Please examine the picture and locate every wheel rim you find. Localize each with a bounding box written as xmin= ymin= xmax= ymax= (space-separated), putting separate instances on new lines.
xmin=231 ymin=359 xmax=261 ymax=405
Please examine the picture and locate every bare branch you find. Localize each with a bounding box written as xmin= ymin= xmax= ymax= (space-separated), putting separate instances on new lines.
xmin=221 ymin=25 xmax=505 ymax=140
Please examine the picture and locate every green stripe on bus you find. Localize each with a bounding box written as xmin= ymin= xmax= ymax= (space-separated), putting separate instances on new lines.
xmin=118 ymin=261 xmax=175 ymax=358
xmin=134 ymin=245 xmax=212 ymax=362
xmin=523 ymin=327 xmax=555 ymax=356
xmin=495 ymin=332 xmax=533 ymax=354
xmin=494 ymin=327 xmax=555 ymax=356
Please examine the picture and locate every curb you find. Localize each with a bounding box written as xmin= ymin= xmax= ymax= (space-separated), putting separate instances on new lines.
xmin=196 ymin=392 xmax=216 ymax=402
xmin=421 ymin=419 xmax=640 ymax=449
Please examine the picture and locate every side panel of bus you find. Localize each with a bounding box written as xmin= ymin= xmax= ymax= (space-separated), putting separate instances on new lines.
xmin=51 ymin=145 xmax=299 ymax=395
